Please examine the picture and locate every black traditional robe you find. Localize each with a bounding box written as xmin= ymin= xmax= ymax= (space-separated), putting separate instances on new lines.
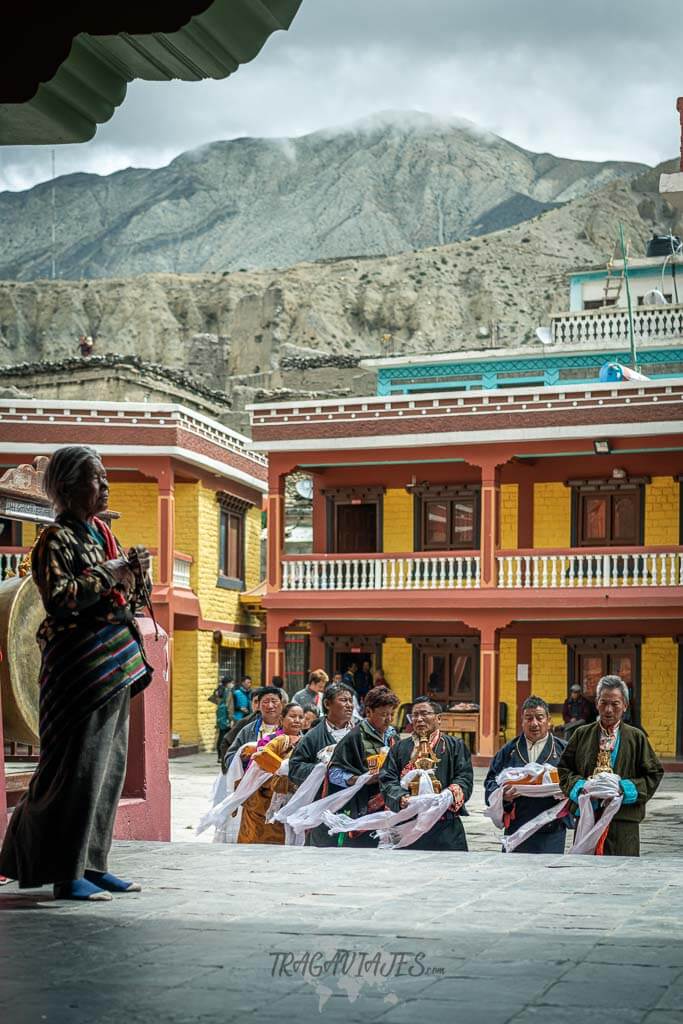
xmin=379 ymin=733 xmax=473 ymax=851
xmin=558 ymin=720 xmax=663 ymax=856
xmin=327 ymin=721 xmax=393 ymax=848
xmin=484 ymin=733 xmax=568 ymax=854
xmin=288 ymin=718 xmax=350 ymax=847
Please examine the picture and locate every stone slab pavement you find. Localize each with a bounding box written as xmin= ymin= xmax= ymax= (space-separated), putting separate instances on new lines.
xmin=2 ymin=842 xmax=683 ymax=1024
xmin=1 ymin=754 xmax=683 ymax=1024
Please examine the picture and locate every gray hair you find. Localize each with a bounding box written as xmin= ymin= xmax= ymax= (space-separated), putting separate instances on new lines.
xmin=521 ymin=695 xmax=550 ymax=715
xmin=596 ymin=675 xmax=629 ymax=706
xmin=44 ymin=446 xmax=101 ymax=509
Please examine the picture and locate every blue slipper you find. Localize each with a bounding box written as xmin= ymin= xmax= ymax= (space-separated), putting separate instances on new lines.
xmin=53 ymin=878 xmax=113 ymax=902
xmin=85 ymin=870 xmax=142 ymax=893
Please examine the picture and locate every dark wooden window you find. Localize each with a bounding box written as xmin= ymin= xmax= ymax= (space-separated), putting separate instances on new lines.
xmin=219 ymin=508 xmax=244 ymax=579
xmin=218 ymin=647 xmax=244 ymax=684
xmin=567 ymin=638 xmax=639 ymax=726
xmin=419 ymin=494 xmax=479 ymax=551
xmin=574 ymin=488 xmax=642 ymax=547
xmin=0 ymin=517 xmax=22 ymax=546
xmin=413 ymin=640 xmax=479 ymax=706
xmin=583 ymin=299 xmax=617 ymax=310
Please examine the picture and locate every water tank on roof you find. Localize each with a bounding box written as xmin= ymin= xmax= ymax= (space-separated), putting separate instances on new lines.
xmin=646 ymin=234 xmax=683 ymax=258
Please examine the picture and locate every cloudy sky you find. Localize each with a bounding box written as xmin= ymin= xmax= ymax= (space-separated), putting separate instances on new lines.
xmin=1 ymin=0 xmax=681 ymax=191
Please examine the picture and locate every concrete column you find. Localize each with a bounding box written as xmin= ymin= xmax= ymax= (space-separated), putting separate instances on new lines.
xmin=479 ymin=623 xmax=501 ymax=756
xmin=480 ymin=462 xmax=501 ymax=588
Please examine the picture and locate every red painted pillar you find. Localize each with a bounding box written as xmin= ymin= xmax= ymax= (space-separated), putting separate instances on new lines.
xmin=479 ymin=622 xmax=501 ymax=756
xmin=311 ymin=473 xmax=327 ymax=553
xmin=480 ymin=462 xmax=501 ymax=588
xmin=309 ymin=622 xmax=326 ymax=674
xmin=265 ymin=615 xmax=287 ymax=681
xmin=157 ymin=460 xmax=175 ymax=588
xmin=115 ymin=617 xmax=171 ymax=841
xmin=266 ymin=469 xmax=285 ymax=592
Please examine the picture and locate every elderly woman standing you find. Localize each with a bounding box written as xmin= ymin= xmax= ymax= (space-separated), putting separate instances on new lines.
xmin=0 ymin=446 xmax=153 ymax=900
xmin=558 ymin=675 xmax=663 ymax=856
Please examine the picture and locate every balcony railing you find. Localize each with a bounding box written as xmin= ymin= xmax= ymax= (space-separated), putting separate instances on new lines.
xmin=497 ymin=549 xmax=683 ymax=589
xmin=551 ymin=303 xmax=683 ymax=346
xmin=0 ymin=548 xmax=29 ymax=581
xmin=281 ymin=553 xmax=480 ymax=590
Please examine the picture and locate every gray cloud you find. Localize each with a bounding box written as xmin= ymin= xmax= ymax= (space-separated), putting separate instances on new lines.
xmin=1 ymin=0 xmax=681 ymax=191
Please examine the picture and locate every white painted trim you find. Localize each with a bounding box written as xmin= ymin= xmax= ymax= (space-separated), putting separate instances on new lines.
xmin=0 ymin=443 xmax=267 ymax=492
xmin=247 ymin=378 xmax=680 ymax=414
xmin=0 ymin=398 xmax=258 ymax=450
xmin=249 ymin=419 xmax=683 ymax=453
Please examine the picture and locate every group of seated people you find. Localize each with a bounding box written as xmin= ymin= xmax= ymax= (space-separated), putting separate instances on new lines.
xmin=202 ymin=670 xmax=662 ymax=858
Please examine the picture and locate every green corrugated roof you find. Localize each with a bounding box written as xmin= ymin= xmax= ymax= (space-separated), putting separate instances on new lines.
xmin=0 ymin=0 xmax=303 ymax=145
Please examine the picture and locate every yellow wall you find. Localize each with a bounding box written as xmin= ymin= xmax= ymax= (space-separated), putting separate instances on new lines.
xmin=172 ymin=630 xmax=199 ymax=743
xmin=108 ymin=482 xmax=159 ymax=550
xmin=244 ymin=639 xmax=263 ymax=685
xmin=531 ymin=638 xmax=568 ymax=710
xmin=500 ymin=484 xmax=518 ymax=550
xmin=533 ymin=483 xmax=571 ymax=548
xmin=382 ymin=637 xmax=413 ymax=706
xmin=499 ymin=638 xmax=517 ymax=739
xmin=641 ymin=638 xmax=678 ymax=756
xmin=383 ymin=488 xmax=413 ymax=551
xmin=645 ymin=477 xmax=680 ymax=546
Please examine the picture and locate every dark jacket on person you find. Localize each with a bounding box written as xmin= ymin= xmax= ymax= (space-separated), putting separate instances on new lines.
xmin=562 ymin=696 xmax=594 ymax=724
xmin=222 ymin=716 xmax=278 ymax=771
xmin=327 ymin=720 xmax=395 ymax=847
xmin=484 ymin=733 xmax=568 ymax=847
xmin=558 ymin=720 xmax=663 ymax=824
xmin=288 ymin=718 xmax=350 ymax=847
xmin=379 ymin=733 xmax=473 ymax=851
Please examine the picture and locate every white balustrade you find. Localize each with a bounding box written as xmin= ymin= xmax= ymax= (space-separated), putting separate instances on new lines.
xmin=0 ymin=551 xmax=25 ymax=580
xmin=495 ymin=552 xmax=683 ymax=588
xmin=280 ymin=554 xmax=481 ymax=590
xmin=551 ymin=303 xmax=683 ymax=346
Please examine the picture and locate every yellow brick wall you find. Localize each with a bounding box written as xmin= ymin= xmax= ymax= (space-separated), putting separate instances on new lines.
xmin=533 ymin=483 xmax=571 ymax=548
xmin=531 ymin=638 xmax=568 ymax=713
xmin=641 ymin=637 xmax=678 ymax=756
xmin=21 ymin=521 xmax=39 ymax=547
xmin=108 ymin=482 xmax=159 ymax=550
xmin=500 ymin=484 xmax=518 ymax=550
xmin=175 ymin=482 xmax=199 ymax=590
xmin=244 ymin=639 xmax=263 ymax=685
xmin=244 ymin=506 xmax=262 ymax=590
xmin=499 ymin=638 xmax=517 ymax=739
xmin=644 ymin=477 xmax=680 ymax=546
xmin=172 ymin=630 xmax=199 ymax=742
xmin=382 ymin=637 xmax=413 ymax=706
xmin=383 ymin=489 xmax=413 ymax=551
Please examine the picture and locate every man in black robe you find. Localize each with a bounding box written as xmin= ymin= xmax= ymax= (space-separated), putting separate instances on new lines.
xmin=288 ymin=681 xmax=355 ymax=846
xmin=379 ymin=697 xmax=473 ymax=851
xmin=558 ymin=674 xmax=663 ymax=856
xmin=327 ymin=686 xmax=400 ymax=847
xmin=485 ymin=695 xmax=569 ymax=854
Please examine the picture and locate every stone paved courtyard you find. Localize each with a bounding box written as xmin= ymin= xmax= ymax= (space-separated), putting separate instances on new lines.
xmin=1 ymin=756 xmax=683 ymax=1023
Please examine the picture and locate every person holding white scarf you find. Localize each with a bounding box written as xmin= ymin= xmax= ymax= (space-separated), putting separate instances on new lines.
xmin=484 ymin=695 xmax=569 ymax=854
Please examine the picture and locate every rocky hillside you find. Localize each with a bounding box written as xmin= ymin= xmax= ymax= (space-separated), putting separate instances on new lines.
xmin=0 ymin=112 xmax=649 ymax=281
xmin=1 ymin=160 xmax=679 ymax=432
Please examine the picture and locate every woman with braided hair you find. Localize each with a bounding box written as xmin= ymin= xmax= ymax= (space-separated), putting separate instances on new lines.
xmin=0 ymin=446 xmax=153 ymax=901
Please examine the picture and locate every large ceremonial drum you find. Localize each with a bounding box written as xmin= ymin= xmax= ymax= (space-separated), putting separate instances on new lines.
xmin=0 ymin=575 xmax=42 ymax=745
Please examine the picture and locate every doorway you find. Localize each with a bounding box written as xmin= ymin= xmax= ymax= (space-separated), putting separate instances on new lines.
xmin=334 ymin=503 xmax=378 ymax=553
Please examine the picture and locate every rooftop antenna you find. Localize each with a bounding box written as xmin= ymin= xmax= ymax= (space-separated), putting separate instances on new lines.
xmin=619 ymin=222 xmax=638 ymax=370
xmin=50 ymin=149 xmax=56 ymax=280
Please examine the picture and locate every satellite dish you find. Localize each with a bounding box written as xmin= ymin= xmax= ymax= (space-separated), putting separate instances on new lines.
xmin=535 ymin=326 xmax=553 ymax=346
xmin=295 ymin=478 xmax=314 ymax=500
xmin=642 ymin=288 xmax=668 ymax=306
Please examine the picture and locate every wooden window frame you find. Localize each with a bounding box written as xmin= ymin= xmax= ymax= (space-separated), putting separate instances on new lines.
xmin=569 ymin=481 xmax=645 ymax=548
xmin=565 ymin=635 xmax=641 ymax=726
xmin=0 ymin=516 xmax=22 ymax=546
xmin=411 ymin=485 xmax=480 ymax=552
xmin=217 ymin=492 xmax=251 ymax=586
xmin=410 ymin=636 xmax=480 ymax=704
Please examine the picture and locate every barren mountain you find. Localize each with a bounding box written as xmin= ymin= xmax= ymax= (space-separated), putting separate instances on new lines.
xmin=1 ymin=160 xmax=679 ymax=433
xmin=0 ymin=112 xmax=649 ymax=282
